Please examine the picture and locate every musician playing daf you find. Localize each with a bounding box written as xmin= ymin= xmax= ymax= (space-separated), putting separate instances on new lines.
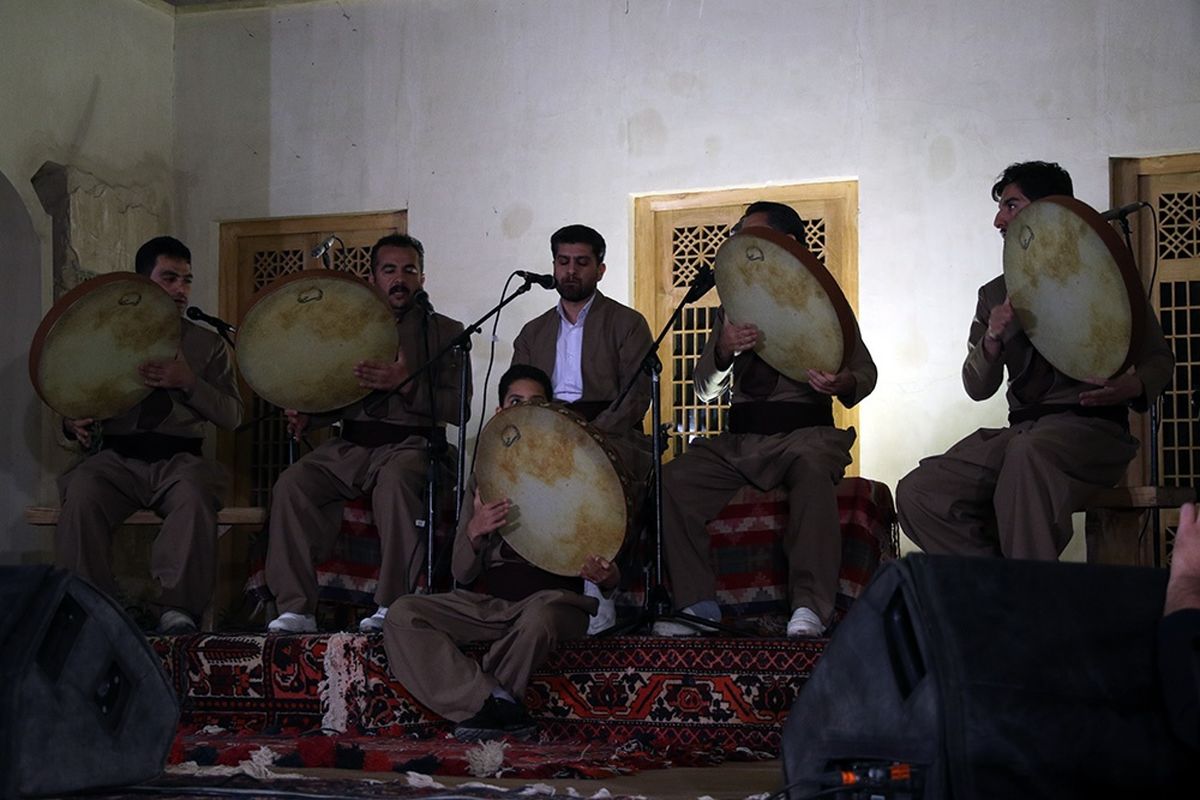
xmin=896 ymin=160 xmax=1174 ymax=560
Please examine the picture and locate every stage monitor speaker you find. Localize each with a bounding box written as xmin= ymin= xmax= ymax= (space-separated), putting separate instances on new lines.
xmin=782 ymin=554 xmax=1189 ymax=799
xmin=0 ymin=566 xmax=179 ymax=798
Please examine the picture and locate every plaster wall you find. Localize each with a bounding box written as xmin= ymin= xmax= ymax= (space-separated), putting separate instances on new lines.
xmin=0 ymin=0 xmax=176 ymax=562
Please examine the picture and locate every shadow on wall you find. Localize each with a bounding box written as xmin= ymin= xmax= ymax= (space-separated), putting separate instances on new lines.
xmin=0 ymin=169 xmax=45 ymax=564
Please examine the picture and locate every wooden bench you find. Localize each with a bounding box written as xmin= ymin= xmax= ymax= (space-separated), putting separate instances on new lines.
xmin=24 ymin=505 xmax=267 ymax=630
xmin=1084 ymin=485 xmax=1196 ymax=567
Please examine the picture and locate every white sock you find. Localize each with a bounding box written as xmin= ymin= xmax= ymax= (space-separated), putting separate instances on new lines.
xmin=490 ymin=686 xmax=515 ymax=703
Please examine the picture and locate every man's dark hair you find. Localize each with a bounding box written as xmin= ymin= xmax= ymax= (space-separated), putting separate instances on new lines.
xmin=736 ymin=201 xmax=807 ymax=242
xmin=135 ymin=236 xmax=191 ymax=276
xmin=498 ymin=364 xmax=553 ymax=406
xmin=550 ymin=224 xmax=606 ymax=263
xmin=991 ymin=161 xmax=1074 ymax=202
xmin=370 ymin=233 xmax=425 ymax=273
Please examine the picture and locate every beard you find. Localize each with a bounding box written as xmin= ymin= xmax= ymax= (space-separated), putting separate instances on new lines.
xmin=556 ymin=279 xmax=595 ymax=303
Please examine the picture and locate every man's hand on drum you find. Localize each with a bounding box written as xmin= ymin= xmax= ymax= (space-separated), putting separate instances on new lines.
xmin=807 ymin=368 xmax=856 ymax=396
xmin=284 ymin=409 xmax=309 ymax=441
xmin=715 ymin=320 xmax=762 ymax=368
xmin=983 ymin=299 xmax=1017 ymax=360
xmin=63 ymin=418 xmax=95 ymax=449
xmin=139 ymin=354 xmax=195 ymax=391
xmin=1079 ymin=369 xmax=1144 ymax=407
xmin=467 ymin=489 xmax=510 ymax=548
xmin=354 ymin=351 xmax=410 ymax=392
xmin=580 ymin=555 xmax=620 ymax=592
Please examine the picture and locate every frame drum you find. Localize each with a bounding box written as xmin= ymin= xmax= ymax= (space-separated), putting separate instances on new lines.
xmin=714 ymin=226 xmax=856 ymax=382
xmin=474 ymin=402 xmax=632 ymax=577
xmin=237 ymin=270 xmax=398 ymax=413
xmin=1003 ymin=196 xmax=1144 ymax=381
xmin=29 ymin=273 xmax=180 ymax=420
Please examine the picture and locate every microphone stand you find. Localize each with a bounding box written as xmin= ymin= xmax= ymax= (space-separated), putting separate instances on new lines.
xmin=1116 ymin=213 xmax=1163 ymax=567
xmin=418 ymin=310 xmax=447 ymax=593
xmin=604 ymin=267 xmax=744 ymax=637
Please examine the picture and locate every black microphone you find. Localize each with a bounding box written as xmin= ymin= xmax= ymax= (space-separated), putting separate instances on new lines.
xmin=186 ymin=306 xmax=237 ymax=334
xmin=684 ymin=265 xmax=715 ymax=303
xmin=412 ymin=289 xmax=434 ymax=314
xmin=515 ymin=271 xmax=557 ymax=290
xmin=310 ymin=234 xmax=338 ymax=258
xmin=1101 ymin=201 xmax=1149 ymax=222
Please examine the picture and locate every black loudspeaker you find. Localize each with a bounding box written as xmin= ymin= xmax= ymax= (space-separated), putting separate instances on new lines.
xmin=0 ymin=566 xmax=179 ymax=798
xmin=782 ymin=554 xmax=1189 ymax=799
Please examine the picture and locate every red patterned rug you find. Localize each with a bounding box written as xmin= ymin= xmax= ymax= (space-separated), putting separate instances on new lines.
xmin=155 ymin=633 xmax=823 ymax=777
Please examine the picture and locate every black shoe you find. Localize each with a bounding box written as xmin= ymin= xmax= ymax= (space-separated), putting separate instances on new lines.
xmin=453 ymin=697 xmax=537 ymax=741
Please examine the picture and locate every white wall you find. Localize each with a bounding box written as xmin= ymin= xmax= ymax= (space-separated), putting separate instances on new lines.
xmin=0 ymin=0 xmax=176 ymax=562
xmin=175 ymin=0 xmax=1200 ymax=549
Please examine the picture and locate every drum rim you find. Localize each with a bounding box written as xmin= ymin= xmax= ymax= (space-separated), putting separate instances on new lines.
xmin=716 ymin=225 xmax=858 ymax=377
xmin=238 ymin=267 xmax=392 ymax=327
xmin=237 ymin=267 xmax=398 ymax=413
xmin=474 ymin=400 xmax=634 ymax=576
xmin=1005 ymin=195 xmax=1145 ymax=381
xmin=28 ymin=272 xmax=180 ymax=418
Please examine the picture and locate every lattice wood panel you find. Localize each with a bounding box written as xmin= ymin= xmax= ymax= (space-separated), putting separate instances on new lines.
xmin=1157 ymin=280 xmax=1200 ymax=485
xmin=1159 ymin=191 xmax=1200 ymax=261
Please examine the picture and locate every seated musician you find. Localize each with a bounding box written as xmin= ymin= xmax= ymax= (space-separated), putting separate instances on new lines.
xmin=896 ymin=161 xmax=1174 ymax=560
xmin=655 ymin=202 xmax=877 ymax=638
xmin=56 ymin=236 xmax=242 ymax=634
xmin=383 ymin=364 xmax=618 ymax=741
xmin=1162 ymin=502 xmax=1200 ymax=751
xmin=265 ymin=234 xmax=471 ymax=634
xmin=511 ymin=224 xmax=654 ymax=635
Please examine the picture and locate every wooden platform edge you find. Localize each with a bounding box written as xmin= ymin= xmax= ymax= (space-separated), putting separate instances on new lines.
xmin=24 ymin=506 xmax=266 ymax=526
xmin=1087 ymin=485 xmax=1197 ymax=510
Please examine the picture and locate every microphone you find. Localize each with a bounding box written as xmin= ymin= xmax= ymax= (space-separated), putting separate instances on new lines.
xmin=1101 ymin=201 xmax=1149 ymax=222
xmin=515 ymin=271 xmax=557 ymax=290
xmin=310 ymin=234 xmax=338 ymax=259
xmin=186 ymin=306 xmax=237 ymax=334
xmin=412 ymin=289 xmax=434 ymax=314
xmin=683 ymin=265 xmax=715 ymax=303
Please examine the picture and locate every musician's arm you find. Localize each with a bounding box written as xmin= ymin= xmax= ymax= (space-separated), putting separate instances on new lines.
xmin=592 ymin=311 xmax=653 ymax=433
xmin=962 ymin=285 xmax=1007 ymax=401
xmin=1129 ymin=299 xmax=1175 ymax=412
xmin=430 ymin=317 xmax=472 ymax=426
xmin=694 ymin=309 xmax=734 ymax=403
xmin=451 ymin=478 xmax=488 ymax=584
xmin=182 ymin=337 xmax=243 ymax=430
xmin=836 ymin=319 xmax=878 ymax=408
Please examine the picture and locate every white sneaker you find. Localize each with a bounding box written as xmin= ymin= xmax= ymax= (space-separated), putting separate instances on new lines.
xmin=157 ymin=609 xmax=197 ymax=635
xmin=585 ymin=581 xmax=615 ymax=635
xmin=267 ymin=612 xmax=317 ymax=634
xmin=651 ymin=600 xmax=721 ymax=637
xmin=786 ymin=607 xmax=826 ymax=638
xmin=359 ymin=605 xmax=388 ymax=633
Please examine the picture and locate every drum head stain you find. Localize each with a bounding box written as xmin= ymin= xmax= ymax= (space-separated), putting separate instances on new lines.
xmin=500 ymin=425 xmax=521 ymax=447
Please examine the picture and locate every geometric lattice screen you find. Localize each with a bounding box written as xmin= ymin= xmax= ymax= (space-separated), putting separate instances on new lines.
xmin=1156 ymin=187 xmax=1200 ymax=493
xmin=667 ymin=218 xmax=828 ymax=458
